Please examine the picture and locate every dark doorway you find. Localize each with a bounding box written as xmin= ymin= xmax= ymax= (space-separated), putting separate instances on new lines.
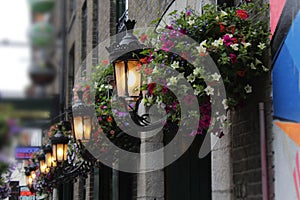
xmin=164 ymin=134 xmax=212 ymax=200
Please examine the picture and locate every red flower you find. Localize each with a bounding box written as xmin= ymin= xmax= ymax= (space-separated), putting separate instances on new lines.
xmin=107 ymin=116 xmax=113 ymax=123
xmin=140 ymin=57 xmax=149 ymax=64
xmin=136 ymin=63 xmax=142 ymax=71
xmin=219 ymin=22 xmax=225 ymax=32
xmin=236 ymin=9 xmax=249 ymax=20
xmin=145 ymin=67 xmax=153 ymax=75
xmin=227 ymin=26 xmax=235 ymax=34
xmin=102 ymin=59 xmax=109 ymax=65
xmin=140 ymin=34 xmax=147 ymax=43
xmin=147 ymin=83 xmax=156 ymax=95
xmin=237 ymin=70 xmax=246 ymax=77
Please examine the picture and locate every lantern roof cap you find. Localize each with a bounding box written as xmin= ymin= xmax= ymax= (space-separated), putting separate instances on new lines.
xmin=37 ymin=151 xmax=45 ymax=161
xmin=72 ymin=91 xmax=94 ymax=116
xmin=106 ymin=19 xmax=145 ymax=61
xmin=51 ymin=124 xmax=69 ymax=144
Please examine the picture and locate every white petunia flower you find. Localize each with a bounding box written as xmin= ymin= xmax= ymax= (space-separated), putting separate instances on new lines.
xmin=222 ymin=99 xmax=229 ymax=110
xmin=250 ymin=63 xmax=256 ymax=70
xmin=212 ymin=38 xmax=223 ymax=48
xmin=211 ymin=73 xmax=221 ymax=81
xmin=167 ymin=76 xmax=178 ymax=86
xmin=187 ymin=74 xmax=195 ymax=82
xmin=220 ymin=10 xmax=228 ymax=17
xmin=187 ymin=19 xmax=195 ymax=26
xmin=196 ymin=40 xmax=207 ymax=54
xmin=258 ymin=42 xmax=266 ymax=50
xmin=200 ymin=40 xmax=207 ymax=47
xmin=193 ymin=67 xmax=203 ymax=76
xmin=230 ymin=44 xmax=239 ymax=51
xmin=244 ymin=84 xmax=252 ymax=93
xmin=171 ymin=61 xmax=180 ymax=69
xmin=196 ymin=45 xmax=207 ymax=54
xmin=204 ymin=85 xmax=214 ymax=95
xmin=242 ymin=42 xmax=251 ymax=48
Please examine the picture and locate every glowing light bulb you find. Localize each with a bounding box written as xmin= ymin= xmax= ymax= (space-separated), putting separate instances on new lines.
xmin=128 ymin=71 xmax=137 ymax=87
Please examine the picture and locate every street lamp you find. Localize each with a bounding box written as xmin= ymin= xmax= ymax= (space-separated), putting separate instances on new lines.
xmin=106 ymin=19 xmax=145 ymax=101
xmin=44 ymin=143 xmax=56 ymax=168
xmin=25 ymin=167 xmax=32 ymax=187
xmin=72 ymin=91 xmax=93 ymax=144
xmin=106 ymin=19 xmax=165 ymax=128
xmin=51 ymin=124 xmax=69 ymax=163
xmin=37 ymin=152 xmax=47 ymax=174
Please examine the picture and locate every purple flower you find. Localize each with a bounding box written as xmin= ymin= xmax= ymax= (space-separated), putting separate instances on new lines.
xmin=186 ymin=10 xmax=192 ymax=16
xmin=179 ymin=28 xmax=187 ymax=35
xmin=200 ymin=115 xmax=211 ymax=128
xmin=161 ymin=40 xmax=175 ymax=52
xmin=162 ymin=86 xmax=168 ymax=94
xmin=222 ymin=34 xmax=234 ymax=46
xmin=230 ymin=53 xmax=237 ymax=64
xmin=166 ymin=25 xmax=174 ymax=30
xmin=100 ymin=105 xmax=107 ymax=110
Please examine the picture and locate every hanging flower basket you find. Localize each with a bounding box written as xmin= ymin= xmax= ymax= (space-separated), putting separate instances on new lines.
xmin=29 ymin=60 xmax=56 ymax=86
xmin=29 ymin=22 xmax=54 ymax=47
xmin=28 ymin=0 xmax=55 ymax=13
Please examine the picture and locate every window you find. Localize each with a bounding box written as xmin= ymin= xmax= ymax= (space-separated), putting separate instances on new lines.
xmin=92 ymin=0 xmax=99 ymax=65
xmin=92 ymin=0 xmax=99 ymax=49
xmin=81 ymin=2 xmax=87 ymax=62
xmin=116 ymin=0 xmax=128 ymax=41
xmin=116 ymin=0 xmax=128 ymax=21
xmin=68 ymin=44 xmax=75 ymax=106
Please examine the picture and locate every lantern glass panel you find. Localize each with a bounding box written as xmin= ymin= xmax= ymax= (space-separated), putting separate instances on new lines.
xmin=45 ymin=152 xmax=52 ymax=167
xmin=83 ymin=115 xmax=91 ymax=141
xmin=52 ymin=144 xmax=57 ymax=162
xmin=63 ymin=144 xmax=68 ymax=161
xmin=27 ymin=176 xmax=33 ymax=186
xmin=74 ymin=116 xmax=83 ymax=140
xmin=39 ymin=160 xmax=46 ymax=174
xmin=127 ymin=60 xmax=141 ymax=97
xmin=56 ymin=144 xmax=64 ymax=162
xmin=115 ymin=61 xmax=126 ymax=97
xmin=31 ymin=171 xmax=36 ymax=180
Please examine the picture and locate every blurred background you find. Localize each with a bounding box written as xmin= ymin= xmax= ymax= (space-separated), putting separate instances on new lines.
xmin=0 ymin=0 xmax=59 ymax=199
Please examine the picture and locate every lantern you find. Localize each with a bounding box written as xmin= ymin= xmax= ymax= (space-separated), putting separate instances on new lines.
xmin=37 ymin=152 xmax=47 ymax=174
xmin=51 ymin=124 xmax=69 ymax=163
xmin=44 ymin=143 xmax=56 ymax=168
xmin=25 ymin=167 xmax=32 ymax=186
xmin=106 ymin=20 xmax=145 ymax=101
xmin=72 ymin=91 xmax=93 ymax=143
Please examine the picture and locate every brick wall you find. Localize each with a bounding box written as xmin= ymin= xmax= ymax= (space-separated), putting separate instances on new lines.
xmin=230 ymin=73 xmax=274 ymax=200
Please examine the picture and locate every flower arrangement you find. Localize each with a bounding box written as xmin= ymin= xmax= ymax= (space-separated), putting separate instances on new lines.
xmin=134 ymin=1 xmax=270 ymax=136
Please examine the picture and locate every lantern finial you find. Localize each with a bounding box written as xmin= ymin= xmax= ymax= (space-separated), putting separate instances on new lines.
xmin=124 ymin=19 xmax=136 ymax=31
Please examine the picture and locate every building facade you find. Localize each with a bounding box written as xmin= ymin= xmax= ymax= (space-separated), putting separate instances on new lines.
xmin=48 ymin=0 xmax=279 ymax=200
